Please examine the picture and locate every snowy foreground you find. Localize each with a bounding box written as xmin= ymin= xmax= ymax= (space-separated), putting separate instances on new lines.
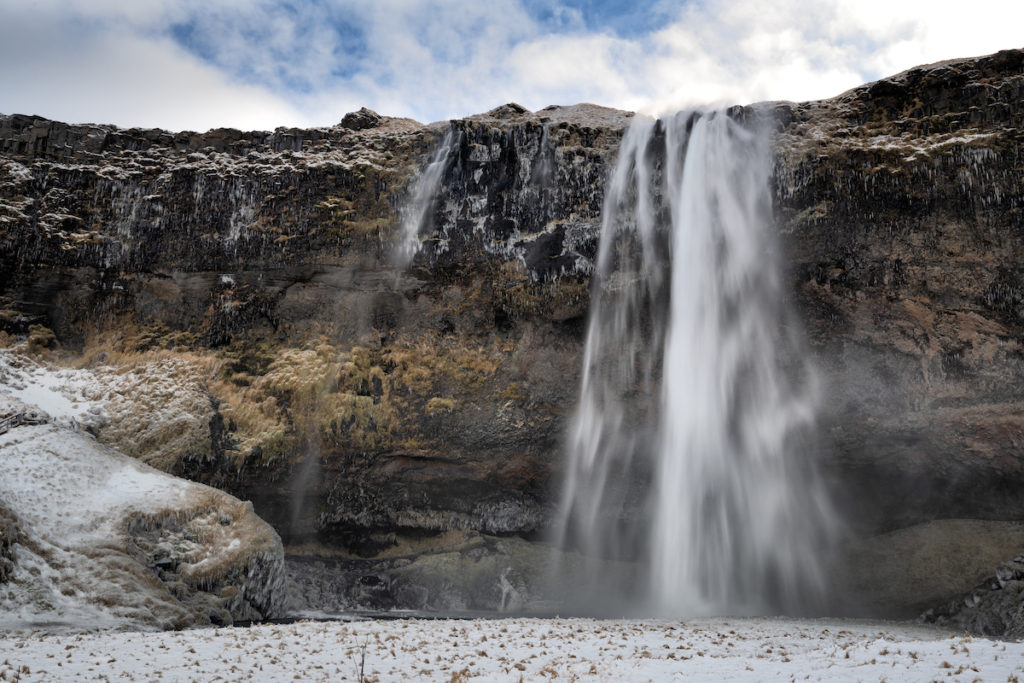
xmin=2 ymin=616 xmax=1022 ymax=682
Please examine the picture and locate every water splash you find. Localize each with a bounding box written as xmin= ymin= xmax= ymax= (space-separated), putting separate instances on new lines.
xmin=394 ymin=127 xmax=458 ymax=266
xmin=288 ymin=436 xmax=321 ymax=544
xmin=555 ymin=109 xmax=835 ymax=615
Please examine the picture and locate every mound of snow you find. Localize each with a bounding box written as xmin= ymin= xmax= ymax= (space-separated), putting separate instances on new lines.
xmin=0 ymin=353 xmax=106 ymax=430
xmin=0 ymin=353 xmax=287 ymax=632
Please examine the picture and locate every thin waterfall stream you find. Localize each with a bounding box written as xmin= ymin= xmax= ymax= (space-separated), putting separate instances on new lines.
xmin=555 ymin=109 xmax=836 ymax=615
xmin=394 ymin=126 xmax=457 ymax=266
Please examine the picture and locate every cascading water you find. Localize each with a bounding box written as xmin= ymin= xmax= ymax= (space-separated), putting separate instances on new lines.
xmin=555 ymin=109 xmax=835 ymax=615
xmin=394 ymin=127 xmax=457 ymax=266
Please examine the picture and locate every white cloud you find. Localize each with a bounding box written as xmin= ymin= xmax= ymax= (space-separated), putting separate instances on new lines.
xmin=0 ymin=0 xmax=1021 ymax=131
xmin=506 ymin=34 xmax=639 ymax=107
xmin=326 ymin=0 xmax=543 ymax=121
xmin=0 ymin=2 xmax=305 ymax=131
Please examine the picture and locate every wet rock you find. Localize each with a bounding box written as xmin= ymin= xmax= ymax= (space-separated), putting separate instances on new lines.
xmin=772 ymin=48 xmax=1024 ymax=533
xmin=922 ymin=553 xmax=1024 ymax=638
xmin=286 ymin=531 xmax=570 ymax=613
xmin=839 ymin=519 xmax=1024 ymax=618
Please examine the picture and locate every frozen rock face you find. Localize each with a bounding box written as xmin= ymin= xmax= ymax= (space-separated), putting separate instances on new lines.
xmin=1 ymin=50 xmax=1023 ymax=617
xmin=401 ymin=103 xmax=630 ymax=278
xmin=0 ymin=389 xmax=287 ymax=631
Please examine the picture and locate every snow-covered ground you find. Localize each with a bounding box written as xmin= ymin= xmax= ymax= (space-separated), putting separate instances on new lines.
xmin=1 ymin=616 xmax=1020 ymax=681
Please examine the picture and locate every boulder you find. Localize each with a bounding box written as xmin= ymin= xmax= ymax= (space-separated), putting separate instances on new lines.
xmin=340 ymin=107 xmax=383 ymax=130
xmin=0 ymin=421 xmax=287 ymax=630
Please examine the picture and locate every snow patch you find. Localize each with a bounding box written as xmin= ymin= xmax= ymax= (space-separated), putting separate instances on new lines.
xmin=0 ymin=353 xmax=106 ymax=430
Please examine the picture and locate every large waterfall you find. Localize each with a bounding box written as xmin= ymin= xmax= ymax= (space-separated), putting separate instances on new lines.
xmin=555 ymin=109 xmax=835 ymax=615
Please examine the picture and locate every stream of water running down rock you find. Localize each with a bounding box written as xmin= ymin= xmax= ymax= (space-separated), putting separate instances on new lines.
xmin=555 ymin=109 xmax=836 ymax=616
xmin=394 ymin=127 xmax=456 ymax=266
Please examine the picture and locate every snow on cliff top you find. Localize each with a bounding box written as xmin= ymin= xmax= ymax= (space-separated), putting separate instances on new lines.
xmin=461 ymin=102 xmax=633 ymax=131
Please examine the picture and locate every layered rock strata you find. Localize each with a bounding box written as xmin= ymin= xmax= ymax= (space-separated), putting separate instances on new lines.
xmin=0 ymin=102 xmax=627 ymax=554
xmin=774 ymin=49 xmax=1024 ymax=534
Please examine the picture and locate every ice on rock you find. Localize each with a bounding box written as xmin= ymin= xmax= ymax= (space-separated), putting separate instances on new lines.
xmin=0 ymin=353 xmax=106 ymax=431
xmin=0 ymin=351 xmax=288 ymax=632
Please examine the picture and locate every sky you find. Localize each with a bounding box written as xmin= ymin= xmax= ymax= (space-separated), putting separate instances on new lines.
xmin=0 ymin=0 xmax=1021 ymax=132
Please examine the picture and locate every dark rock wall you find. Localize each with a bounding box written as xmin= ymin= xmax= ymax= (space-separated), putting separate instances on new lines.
xmin=774 ymin=49 xmax=1024 ymax=532
xmin=411 ymin=104 xmax=626 ymax=280
xmin=2 ymin=50 xmax=1024 ymax=564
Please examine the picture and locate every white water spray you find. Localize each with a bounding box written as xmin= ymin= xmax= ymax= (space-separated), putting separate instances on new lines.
xmin=394 ymin=128 xmax=457 ymax=266
xmin=556 ymin=109 xmax=835 ymax=615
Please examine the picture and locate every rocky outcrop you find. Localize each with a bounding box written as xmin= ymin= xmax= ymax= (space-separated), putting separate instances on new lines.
xmin=2 ymin=49 xmax=1023 ymax=617
xmin=923 ymin=549 xmax=1024 ymax=638
xmin=0 ymin=411 xmax=287 ymax=630
xmin=341 ymin=107 xmax=384 ymax=131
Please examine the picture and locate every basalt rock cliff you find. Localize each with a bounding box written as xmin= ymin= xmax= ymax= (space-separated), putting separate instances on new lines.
xmin=2 ymin=49 xmax=1023 ymax=622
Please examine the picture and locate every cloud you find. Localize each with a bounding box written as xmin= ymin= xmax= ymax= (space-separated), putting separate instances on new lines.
xmin=0 ymin=0 xmax=1020 ymax=131
xmin=0 ymin=1 xmax=304 ymax=131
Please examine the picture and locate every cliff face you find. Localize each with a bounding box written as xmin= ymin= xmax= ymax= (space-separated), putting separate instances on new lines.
xmin=774 ymin=49 xmax=1024 ymax=532
xmin=0 ymin=101 xmax=626 ymax=556
xmin=2 ymin=49 xmax=1023 ymax=617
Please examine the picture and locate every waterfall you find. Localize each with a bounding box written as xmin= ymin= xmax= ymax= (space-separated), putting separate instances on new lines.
xmin=555 ymin=109 xmax=835 ymax=615
xmin=394 ymin=127 xmax=457 ymax=266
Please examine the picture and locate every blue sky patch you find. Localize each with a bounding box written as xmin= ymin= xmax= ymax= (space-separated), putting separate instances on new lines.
xmin=525 ymin=0 xmax=675 ymax=37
